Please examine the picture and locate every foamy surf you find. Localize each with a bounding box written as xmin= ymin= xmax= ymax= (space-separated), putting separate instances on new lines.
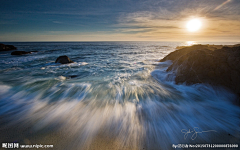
xmin=0 ymin=42 xmax=239 ymax=150
xmin=0 ymin=64 xmax=239 ymax=149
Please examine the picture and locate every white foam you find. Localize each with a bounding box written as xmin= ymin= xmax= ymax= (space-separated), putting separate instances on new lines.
xmin=57 ymin=76 xmax=66 ymax=80
xmin=2 ymin=93 xmax=239 ymax=149
xmin=0 ymin=84 xmax=11 ymax=95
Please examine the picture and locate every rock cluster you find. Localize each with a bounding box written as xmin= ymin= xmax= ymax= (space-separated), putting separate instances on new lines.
xmin=0 ymin=43 xmax=17 ymax=51
xmin=160 ymin=44 xmax=240 ymax=103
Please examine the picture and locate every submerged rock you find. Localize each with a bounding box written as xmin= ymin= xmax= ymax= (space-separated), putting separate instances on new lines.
xmin=63 ymin=75 xmax=78 ymax=79
xmin=55 ymin=55 xmax=74 ymax=64
xmin=11 ymin=51 xmax=37 ymax=55
xmin=0 ymin=43 xmax=17 ymax=51
xmin=69 ymin=75 xmax=78 ymax=78
xmin=11 ymin=51 xmax=31 ymax=55
xmin=160 ymin=44 xmax=240 ymax=104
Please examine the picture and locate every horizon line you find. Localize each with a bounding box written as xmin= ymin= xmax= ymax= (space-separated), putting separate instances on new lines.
xmin=1 ymin=41 xmax=240 ymax=43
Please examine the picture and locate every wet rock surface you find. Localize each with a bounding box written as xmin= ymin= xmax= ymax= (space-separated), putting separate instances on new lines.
xmin=55 ymin=55 xmax=74 ymax=64
xmin=160 ymin=44 xmax=240 ymax=104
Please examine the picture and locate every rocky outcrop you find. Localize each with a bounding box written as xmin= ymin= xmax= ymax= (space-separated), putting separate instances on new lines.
xmin=11 ymin=51 xmax=37 ymax=55
xmin=55 ymin=55 xmax=74 ymax=64
xmin=160 ymin=44 xmax=240 ymax=103
xmin=0 ymin=43 xmax=17 ymax=51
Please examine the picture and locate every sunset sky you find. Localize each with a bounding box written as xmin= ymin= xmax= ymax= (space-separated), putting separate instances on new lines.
xmin=0 ymin=0 xmax=240 ymax=42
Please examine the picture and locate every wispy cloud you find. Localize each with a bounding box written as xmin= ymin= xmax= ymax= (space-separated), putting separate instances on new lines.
xmin=214 ymin=0 xmax=232 ymax=10
xmin=0 ymin=0 xmax=240 ymax=41
xmin=113 ymin=0 xmax=240 ymax=41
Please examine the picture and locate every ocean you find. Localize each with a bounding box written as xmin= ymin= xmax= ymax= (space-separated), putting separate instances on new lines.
xmin=0 ymin=42 xmax=239 ymax=149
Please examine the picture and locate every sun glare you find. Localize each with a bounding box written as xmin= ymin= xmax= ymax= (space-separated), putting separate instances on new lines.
xmin=186 ymin=41 xmax=197 ymax=46
xmin=187 ymin=19 xmax=202 ymax=32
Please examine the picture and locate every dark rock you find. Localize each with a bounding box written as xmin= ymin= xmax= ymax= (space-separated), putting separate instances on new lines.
xmin=160 ymin=44 xmax=240 ymax=104
xmin=65 ymin=75 xmax=78 ymax=79
xmin=55 ymin=55 xmax=74 ymax=64
xmin=11 ymin=51 xmax=38 ymax=55
xmin=0 ymin=43 xmax=17 ymax=51
xmin=69 ymin=75 xmax=78 ymax=78
xmin=11 ymin=51 xmax=31 ymax=55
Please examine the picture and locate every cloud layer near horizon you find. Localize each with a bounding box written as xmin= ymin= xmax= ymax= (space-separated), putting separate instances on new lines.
xmin=0 ymin=0 xmax=240 ymax=42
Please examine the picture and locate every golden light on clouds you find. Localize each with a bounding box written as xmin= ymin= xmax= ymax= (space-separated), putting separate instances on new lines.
xmin=186 ymin=19 xmax=202 ymax=32
xmin=1 ymin=0 xmax=239 ymax=42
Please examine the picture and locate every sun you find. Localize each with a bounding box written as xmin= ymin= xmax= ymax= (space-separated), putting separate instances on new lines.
xmin=186 ymin=19 xmax=202 ymax=32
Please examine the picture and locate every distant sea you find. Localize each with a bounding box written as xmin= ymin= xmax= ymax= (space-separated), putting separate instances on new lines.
xmin=0 ymin=42 xmax=239 ymax=149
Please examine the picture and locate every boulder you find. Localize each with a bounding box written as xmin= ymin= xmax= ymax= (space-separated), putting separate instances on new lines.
xmin=160 ymin=44 xmax=240 ymax=104
xmin=55 ymin=55 xmax=74 ymax=64
xmin=0 ymin=43 xmax=17 ymax=51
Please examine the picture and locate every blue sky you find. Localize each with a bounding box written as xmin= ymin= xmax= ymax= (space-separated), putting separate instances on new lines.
xmin=0 ymin=0 xmax=240 ymax=42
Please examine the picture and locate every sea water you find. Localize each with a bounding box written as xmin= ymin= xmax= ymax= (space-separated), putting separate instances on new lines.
xmin=0 ymin=42 xmax=239 ymax=149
